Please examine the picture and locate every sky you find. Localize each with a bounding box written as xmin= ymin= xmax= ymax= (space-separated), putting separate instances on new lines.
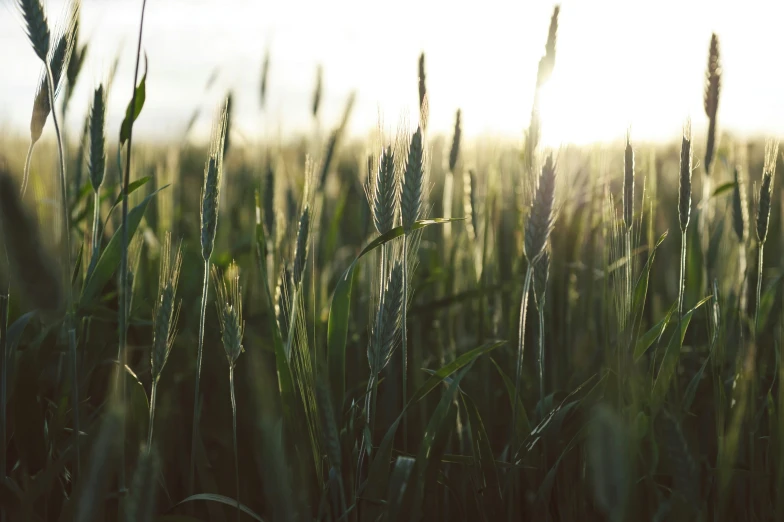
xmin=0 ymin=0 xmax=782 ymax=146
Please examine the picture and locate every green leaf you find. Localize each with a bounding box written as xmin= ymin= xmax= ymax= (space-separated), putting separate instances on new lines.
xmin=489 ymin=357 xmax=530 ymax=438
xmin=119 ymin=55 xmax=148 ymax=146
xmin=411 ymin=341 xmax=505 ymax=403
xmin=80 ymin=186 xmax=167 ymax=306
xmin=172 ymin=494 xmax=265 ymax=522
xmin=634 ymin=301 xmax=677 ymax=361
xmin=712 ymin=181 xmax=735 ymax=198
xmin=111 ymin=176 xmax=153 ymax=208
xmin=327 ymin=218 xmax=460 ymax=415
xmin=651 ymin=296 xmax=712 ymax=412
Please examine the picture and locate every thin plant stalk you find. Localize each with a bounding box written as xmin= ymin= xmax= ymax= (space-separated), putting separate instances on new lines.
xmin=44 ymin=60 xmax=80 ymax=477
xmin=146 ymin=379 xmax=158 ymax=449
xmin=512 ymin=264 xmax=534 ymax=453
xmin=537 ymin=300 xmax=545 ymax=415
xmin=401 ymin=233 xmax=408 ymax=452
xmin=189 ymin=258 xmax=209 ymax=493
xmin=678 ymin=230 xmax=687 ymax=318
xmin=755 ymin=244 xmax=764 ymax=338
xmin=0 ymin=290 xmax=8 ymax=499
xmin=89 ymin=191 xmax=101 ymax=271
xmin=230 ymin=364 xmax=240 ymax=522
xmin=738 ymin=242 xmax=747 ymax=317
xmin=119 ymin=0 xmax=149 ymax=498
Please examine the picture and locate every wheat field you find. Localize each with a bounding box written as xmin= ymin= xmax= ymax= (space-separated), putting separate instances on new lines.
xmin=1 ymin=1 xmax=784 ymax=521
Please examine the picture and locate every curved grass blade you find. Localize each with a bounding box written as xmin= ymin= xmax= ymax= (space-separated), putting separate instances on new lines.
xmin=172 ymin=494 xmax=265 ymax=522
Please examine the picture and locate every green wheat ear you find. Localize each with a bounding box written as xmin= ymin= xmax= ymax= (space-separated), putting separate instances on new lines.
xmin=17 ymin=0 xmax=51 ymax=62
xmin=524 ymin=155 xmax=557 ymax=263
xmin=368 ymin=260 xmax=404 ymax=376
xmin=402 ymin=127 xmax=425 ymax=231
xmin=449 ymin=109 xmax=462 ymax=173
xmin=756 ymin=140 xmax=778 ymax=245
xmin=678 ymin=122 xmax=693 ymax=234
xmin=88 ymin=84 xmax=106 ymax=192
xmin=703 ymin=33 xmax=721 ymax=175
xmin=292 ymin=205 xmax=311 ymax=287
xmin=623 ymin=132 xmax=634 ymax=231
xmin=213 ymin=262 xmax=245 ymax=366
xmin=369 ymin=146 xmax=397 ymax=235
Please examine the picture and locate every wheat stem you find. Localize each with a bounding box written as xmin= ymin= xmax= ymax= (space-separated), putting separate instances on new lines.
xmin=44 ymin=59 xmax=81 ymax=478
xmin=537 ymin=300 xmax=545 ymax=416
xmin=512 ymin=264 xmax=534 ymax=455
xmin=401 ymin=233 xmax=409 ymax=452
xmin=89 ymin=191 xmax=101 ymax=274
xmin=147 ymin=379 xmax=158 ymax=449
xmin=22 ymin=143 xmax=35 ymax=196
xmin=118 ymin=0 xmax=148 ymax=501
xmin=755 ymin=243 xmax=764 ymax=339
xmin=0 ymin=291 xmax=8 ymax=502
xmin=190 ymin=258 xmax=209 ymax=495
xmin=738 ymin=242 xmax=747 ymax=316
xmin=230 ymin=363 xmax=240 ymax=522
xmin=678 ymin=231 xmax=686 ymax=319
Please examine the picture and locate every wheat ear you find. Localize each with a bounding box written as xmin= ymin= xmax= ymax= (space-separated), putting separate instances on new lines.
xmin=87 ymin=84 xmax=106 ymax=277
xmin=754 ymin=140 xmax=778 ymax=337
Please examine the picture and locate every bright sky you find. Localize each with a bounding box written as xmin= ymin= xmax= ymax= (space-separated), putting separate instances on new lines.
xmin=0 ymin=0 xmax=782 ymax=146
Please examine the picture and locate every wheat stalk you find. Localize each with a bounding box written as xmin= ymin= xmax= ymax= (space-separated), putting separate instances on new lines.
xmin=148 ymin=233 xmax=182 ymax=449
xmin=17 ymin=0 xmax=81 ymax=476
xmin=513 ymin=154 xmax=556 ymax=456
xmin=400 ymin=126 xmax=425 ymax=450
xmin=190 ymin=97 xmax=230 ymax=496
xmin=678 ymin=123 xmax=693 ymax=319
xmin=534 ymin=248 xmax=550 ymax=412
xmin=212 ymin=262 xmax=245 ymax=522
